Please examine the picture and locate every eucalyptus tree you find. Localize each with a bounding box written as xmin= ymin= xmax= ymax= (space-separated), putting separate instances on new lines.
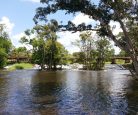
xmin=20 ymin=21 xmax=68 ymax=70
xmin=73 ymin=32 xmax=113 ymax=70
xmin=34 ymin=0 xmax=138 ymax=75
xmin=94 ymin=38 xmax=113 ymax=70
xmin=73 ymin=31 xmax=94 ymax=69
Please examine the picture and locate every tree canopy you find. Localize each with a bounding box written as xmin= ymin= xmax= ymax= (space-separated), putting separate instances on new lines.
xmin=20 ymin=22 xmax=69 ymax=70
xmin=73 ymin=31 xmax=114 ymax=70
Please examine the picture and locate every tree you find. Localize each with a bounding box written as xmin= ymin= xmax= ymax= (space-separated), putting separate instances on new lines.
xmin=0 ymin=48 xmax=7 ymax=68
xmin=95 ymin=38 xmax=113 ymax=69
xmin=72 ymin=31 xmax=94 ymax=69
xmin=31 ymin=38 xmax=68 ymax=70
xmin=20 ymin=21 xmax=58 ymax=70
xmin=118 ymin=21 xmax=138 ymax=56
xmin=118 ymin=50 xmax=128 ymax=57
xmin=0 ymin=24 xmax=12 ymax=68
xmin=44 ymin=39 xmax=68 ymax=69
xmin=10 ymin=47 xmax=30 ymax=63
xmin=20 ymin=22 xmax=68 ymax=70
xmin=73 ymin=31 xmax=113 ymax=70
xmin=34 ymin=0 xmax=138 ymax=75
xmin=72 ymin=52 xmax=85 ymax=64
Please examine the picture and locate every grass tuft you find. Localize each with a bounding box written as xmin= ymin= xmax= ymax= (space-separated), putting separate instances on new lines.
xmin=8 ymin=63 xmax=33 ymax=70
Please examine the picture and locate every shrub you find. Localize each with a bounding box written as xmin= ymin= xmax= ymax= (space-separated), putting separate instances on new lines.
xmin=0 ymin=48 xmax=7 ymax=68
xmin=15 ymin=65 xmax=24 ymax=69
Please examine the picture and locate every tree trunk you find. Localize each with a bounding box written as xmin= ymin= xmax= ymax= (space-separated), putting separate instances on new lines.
xmin=106 ymin=25 xmax=138 ymax=75
xmin=130 ymin=53 xmax=138 ymax=75
xmin=118 ymin=19 xmax=138 ymax=76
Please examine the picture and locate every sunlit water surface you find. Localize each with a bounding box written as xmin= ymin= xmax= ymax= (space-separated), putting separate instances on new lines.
xmin=0 ymin=67 xmax=138 ymax=115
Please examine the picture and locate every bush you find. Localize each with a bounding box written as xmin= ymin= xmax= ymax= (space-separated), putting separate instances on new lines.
xmin=15 ymin=65 xmax=24 ymax=69
xmin=0 ymin=48 xmax=7 ymax=68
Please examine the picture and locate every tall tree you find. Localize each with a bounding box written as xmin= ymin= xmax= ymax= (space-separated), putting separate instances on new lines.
xmin=0 ymin=24 xmax=12 ymax=68
xmin=95 ymin=37 xmax=113 ymax=69
xmin=20 ymin=21 xmax=68 ymax=70
xmin=73 ymin=31 xmax=94 ymax=69
xmin=34 ymin=0 xmax=138 ymax=75
xmin=73 ymin=32 xmax=113 ymax=70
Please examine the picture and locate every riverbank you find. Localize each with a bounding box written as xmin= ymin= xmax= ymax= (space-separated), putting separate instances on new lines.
xmin=5 ymin=63 xmax=34 ymax=71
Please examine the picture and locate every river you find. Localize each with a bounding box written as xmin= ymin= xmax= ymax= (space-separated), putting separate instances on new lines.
xmin=0 ymin=65 xmax=138 ymax=115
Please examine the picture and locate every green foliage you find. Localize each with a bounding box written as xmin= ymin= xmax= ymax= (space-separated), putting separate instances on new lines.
xmin=72 ymin=52 xmax=85 ymax=64
xmin=0 ymin=24 xmax=12 ymax=68
xmin=73 ymin=32 xmax=114 ymax=70
xmin=20 ymin=22 xmax=69 ymax=70
xmin=32 ymin=39 xmax=68 ymax=70
xmin=0 ymin=48 xmax=7 ymax=68
xmin=34 ymin=0 xmax=135 ymax=33
xmin=8 ymin=63 xmax=33 ymax=70
xmin=118 ymin=50 xmax=128 ymax=57
xmin=117 ymin=20 xmax=138 ymax=56
xmin=10 ymin=47 xmax=31 ymax=63
xmin=34 ymin=0 xmax=138 ymax=75
xmin=15 ymin=65 xmax=24 ymax=70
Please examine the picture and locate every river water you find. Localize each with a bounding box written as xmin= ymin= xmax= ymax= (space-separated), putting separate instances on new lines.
xmin=0 ymin=66 xmax=138 ymax=115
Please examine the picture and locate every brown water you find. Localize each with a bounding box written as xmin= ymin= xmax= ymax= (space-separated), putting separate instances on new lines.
xmin=0 ymin=68 xmax=138 ymax=115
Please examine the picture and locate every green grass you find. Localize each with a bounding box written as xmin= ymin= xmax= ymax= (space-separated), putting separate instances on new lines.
xmin=105 ymin=62 xmax=111 ymax=64
xmin=8 ymin=63 xmax=33 ymax=70
xmin=115 ymin=59 xmax=125 ymax=64
xmin=106 ymin=59 xmax=131 ymax=65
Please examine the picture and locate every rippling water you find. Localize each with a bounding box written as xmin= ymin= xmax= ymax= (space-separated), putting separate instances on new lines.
xmin=0 ymin=68 xmax=138 ymax=115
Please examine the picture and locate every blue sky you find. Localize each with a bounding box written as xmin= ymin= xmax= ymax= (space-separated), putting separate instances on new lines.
xmin=0 ymin=0 xmax=74 ymax=35
xmin=0 ymin=0 xmax=39 ymax=35
xmin=0 ymin=0 xmax=120 ymax=54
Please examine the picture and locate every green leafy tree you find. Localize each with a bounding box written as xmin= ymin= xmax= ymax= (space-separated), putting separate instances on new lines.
xmin=20 ymin=21 xmax=68 ymax=70
xmin=73 ymin=32 xmax=114 ymax=70
xmin=72 ymin=52 xmax=85 ymax=64
xmin=94 ymin=38 xmax=113 ymax=70
xmin=31 ymin=38 xmax=68 ymax=70
xmin=34 ymin=0 xmax=138 ymax=75
xmin=0 ymin=24 xmax=12 ymax=68
xmin=45 ymin=39 xmax=68 ymax=69
xmin=0 ymin=48 xmax=7 ymax=68
xmin=118 ymin=50 xmax=128 ymax=57
xmin=73 ymin=32 xmax=94 ymax=69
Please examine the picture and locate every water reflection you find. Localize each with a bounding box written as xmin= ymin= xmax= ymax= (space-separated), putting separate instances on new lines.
xmin=0 ymin=69 xmax=138 ymax=114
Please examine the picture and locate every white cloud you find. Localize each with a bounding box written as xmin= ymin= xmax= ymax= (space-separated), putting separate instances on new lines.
xmin=11 ymin=32 xmax=35 ymax=49
xmin=109 ymin=21 xmax=123 ymax=54
xmin=109 ymin=21 xmax=122 ymax=35
xmin=0 ymin=16 xmax=15 ymax=35
xmin=57 ymin=31 xmax=97 ymax=54
xmin=57 ymin=13 xmax=98 ymax=54
xmin=11 ymin=32 xmax=26 ymax=47
xmin=72 ymin=13 xmax=95 ymax=25
xmin=57 ymin=31 xmax=80 ymax=54
xmin=110 ymin=41 xmax=121 ymax=55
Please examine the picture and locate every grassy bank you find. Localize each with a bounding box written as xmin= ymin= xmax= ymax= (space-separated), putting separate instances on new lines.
xmin=8 ymin=63 xmax=34 ymax=70
xmin=106 ymin=60 xmax=131 ymax=65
